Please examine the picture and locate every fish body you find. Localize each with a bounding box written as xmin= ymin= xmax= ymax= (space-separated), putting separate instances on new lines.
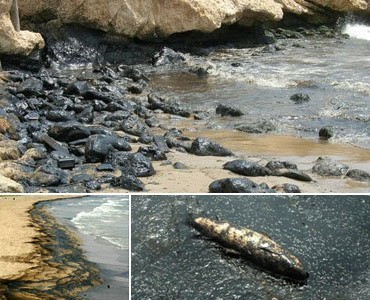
xmin=192 ymin=217 xmax=309 ymax=283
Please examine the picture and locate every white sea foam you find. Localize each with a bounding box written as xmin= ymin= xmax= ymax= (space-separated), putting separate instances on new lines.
xmin=343 ymin=24 xmax=370 ymax=41
xmin=72 ymin=199 xmax=129 ymax=250
xmin=332 ymin=80 xmax=370 ymax=96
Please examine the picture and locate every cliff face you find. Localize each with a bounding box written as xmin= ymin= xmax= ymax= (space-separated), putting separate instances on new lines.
xmin=0 ymin=0 xmax=44 ymax=56
xmin=18 ymin=0 xmax=368 ymax=39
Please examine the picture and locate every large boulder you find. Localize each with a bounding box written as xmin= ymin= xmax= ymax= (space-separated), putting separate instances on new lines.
xmin=18 ymin=0 xmax=284 ymax=39
xmin=0 ymin=0 xmax=44 ymax=56
xmin=18 ymin=1 xmax=369 ymax=40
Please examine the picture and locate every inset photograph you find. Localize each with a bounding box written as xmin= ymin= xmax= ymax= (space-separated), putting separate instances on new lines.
xmin=0 ymin=195 xmax=129 ymax=299
xmin=131 ymin=195 xmax=370 ymax=299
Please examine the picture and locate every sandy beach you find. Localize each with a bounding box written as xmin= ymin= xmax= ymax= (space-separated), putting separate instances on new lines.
xmin=0 ymin=195 xmax=129 ymax=299
xmin=134 ymin=130 xmax=370 ymax=193
xmin=0 ymin=195 xmax=72 ymax=280
xmin=0 ymin=195 xmax=105 ymax=299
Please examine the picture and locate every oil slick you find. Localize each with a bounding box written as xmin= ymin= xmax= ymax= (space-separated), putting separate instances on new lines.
xmin=192 ymin=217 xmax=309 ymax=283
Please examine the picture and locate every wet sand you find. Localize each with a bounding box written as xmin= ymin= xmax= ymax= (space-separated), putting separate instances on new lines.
xmin=44 ymin=196 xmax=129 ymax=300
xmin=134 ymin=128 xmax=370 ymax=193
xmin=0 ymin=195 xmax=72 ymax=280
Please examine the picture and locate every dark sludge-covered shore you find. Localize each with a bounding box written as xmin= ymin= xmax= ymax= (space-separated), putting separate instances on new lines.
xmin=0 ymin=202 xmax=102 ymax=299
xmin=0 ymin=21 xmax=370 ymax=194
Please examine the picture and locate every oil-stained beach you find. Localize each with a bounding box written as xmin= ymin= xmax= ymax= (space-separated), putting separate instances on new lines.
xmin=0 ymin=195 xmax=129 ymax=299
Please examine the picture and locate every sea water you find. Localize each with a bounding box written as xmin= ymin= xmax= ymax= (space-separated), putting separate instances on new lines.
xmin=44 ymin=195 xmax=129 ymax=299
xmin=151 ymin=23 xmax=370 ymax=148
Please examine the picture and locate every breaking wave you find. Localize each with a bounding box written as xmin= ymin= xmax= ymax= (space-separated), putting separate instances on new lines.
xmin=72 ymin=199 xmax=129 ymax=250
xmin=343 ymin=24 xmax=370 ymax=41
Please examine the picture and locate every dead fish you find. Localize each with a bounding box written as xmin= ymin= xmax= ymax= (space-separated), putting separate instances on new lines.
xmin=192 ymin=217 xmax=309 ymax=283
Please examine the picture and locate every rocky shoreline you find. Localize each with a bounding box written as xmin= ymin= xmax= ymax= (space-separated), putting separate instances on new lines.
xmin=0 ymin=22 xmax=369 ymax=193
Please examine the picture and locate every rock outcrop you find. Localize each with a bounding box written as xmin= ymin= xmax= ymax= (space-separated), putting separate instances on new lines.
xmin=0 ymin=0 xmax=44 ymax=56
xmin=18 ymin=0 xmax=368 ymax=39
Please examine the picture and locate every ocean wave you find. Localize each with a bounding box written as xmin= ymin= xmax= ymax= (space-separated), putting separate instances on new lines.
xmin=72 ymin=199 xmax=129 ymax=249
xmin=332 ymin=80 xmax=370 ymax=96
xmin=343 ymin=24 xmax=370 ymax=41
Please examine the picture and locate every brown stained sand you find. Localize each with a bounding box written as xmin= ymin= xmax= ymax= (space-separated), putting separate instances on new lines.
xmin=0 ymin=195 xmax=100 ymax=299
xmin=0 ymin=195 xmax=70 ymax=280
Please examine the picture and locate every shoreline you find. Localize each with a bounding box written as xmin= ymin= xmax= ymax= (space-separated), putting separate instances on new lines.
xmin=134 ymin=128 xmax=370 ymax=193
xmin=0 ymin=195 xmax=102 ymax=299
xmin=43 ymin=196 xmax=130 ymax=300
xmin=0 ymin=25 xmax=369 ymax=194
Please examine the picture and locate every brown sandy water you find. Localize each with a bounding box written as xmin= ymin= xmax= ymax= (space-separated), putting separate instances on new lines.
xmin=185 ymin=129 xmax=370 ymax=164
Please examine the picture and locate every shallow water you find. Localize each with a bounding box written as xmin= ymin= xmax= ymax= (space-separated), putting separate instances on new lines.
xmin=132 ymin=195 xmax=370 ymax=300
xmin=45 ymin=195 xmax=129 ymax=300
xmin=151 ymin=25 xmax=370 ymax=148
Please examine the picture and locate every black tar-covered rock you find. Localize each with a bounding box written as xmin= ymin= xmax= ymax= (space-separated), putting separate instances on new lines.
xmin=147 ymin=94 xmax=191 ymax=117
xmin=224 ymin=160 xmax=272 ymax=176
xmin=265 ymin=160 xmax=298 ymax=173
xmin=236 ymin=120 xmax=276 ymax=134
xmin=152 ymin=47 xmax=186 ymax=67
xmin=190 ymin=137 xmax=233 ymax=156
xmin=49 ymin=122 xmax=91 ymax=142
xmin=273 ymin=183 xmax=301 ymax=193
xmin=319 ymin=126 xmax=334 ymax=140
xmin=111 ymin=173 xmax=145 ymax=191
xmin=290 ymin=93 xmax=310 ymax=104
xmin=209 ymin=178 xmax=275 ymax=193
xmin=109 ymin=152 xmax=155 ymax=177
xmin=85 ymin=134 xmax=132 ymax=163
xmin=138 ymin=146 xmax=167 ymax=161
xmin=216 ymin=104 xmax=244 ymax=117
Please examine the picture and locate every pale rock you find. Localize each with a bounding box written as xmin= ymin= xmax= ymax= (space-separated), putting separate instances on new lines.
xmin=19 ymin=0 xmax=284 ymax=38
xmin=0 ymin=173 xmax=24 ymax=192
xmin=15 ymin=0 xmax=370 ymax=39
xmin=0 ymin=161 xmax=29 ymax=181
xmin=0 ymin=0 xmax=44 ymax=56
xmin=0 ymin=140 xmax=21 ymax=161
